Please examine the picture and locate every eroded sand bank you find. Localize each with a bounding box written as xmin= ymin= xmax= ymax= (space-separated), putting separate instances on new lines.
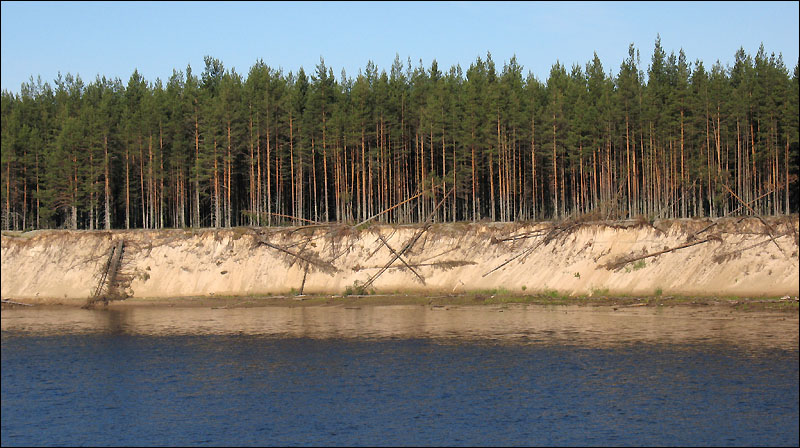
xmin=2 ymin=217 xmax=798 ymax=305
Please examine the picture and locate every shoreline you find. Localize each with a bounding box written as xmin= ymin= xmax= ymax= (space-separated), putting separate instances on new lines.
xmin=4 ymin=294 xmax=798 ymax=351
xmin=3 ymin=292 xmax=798 ymax=313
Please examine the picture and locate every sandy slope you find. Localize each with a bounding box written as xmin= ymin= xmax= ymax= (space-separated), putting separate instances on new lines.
xmin=2 ymin=217 xmax=798 ymax=304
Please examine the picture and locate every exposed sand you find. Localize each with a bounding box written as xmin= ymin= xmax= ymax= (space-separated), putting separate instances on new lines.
xmin=2 ymin=217 xmax=798 ymax=306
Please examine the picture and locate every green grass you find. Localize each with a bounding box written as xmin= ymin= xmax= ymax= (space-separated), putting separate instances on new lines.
xmin=543 ymin=289 xmax=561 ymax=299
xmin=343 ymin=280 xmax=372 ymax=296
xmin=625 ymin=260 xmax=647 ymax=272
xmin=471 ymin=288 xmax=573 ymax=305
xmin=115 ymin=291 xmax=797 ymax=313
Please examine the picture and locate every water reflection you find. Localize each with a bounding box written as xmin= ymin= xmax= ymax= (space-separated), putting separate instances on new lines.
xmin=2 ymin=304 xmax=797 ymax=350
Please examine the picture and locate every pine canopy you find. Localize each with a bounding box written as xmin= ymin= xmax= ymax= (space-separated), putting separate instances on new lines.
xmin=1 ymin=41 xmax=798 ymax=231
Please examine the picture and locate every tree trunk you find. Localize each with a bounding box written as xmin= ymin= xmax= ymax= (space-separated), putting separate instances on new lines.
xmin=552 ymin=112 xmax=558 ymax=219
xmin=626 ymin=113 xmax=631 ymax=218
xmin=531 ymin=116 xmax=536 ymax=221
xmin=227 ymin=122 xmax=232 ymax=227
xmin=125 ymin=145 xmax=130 ymax=229
xmin=213 ymin=137 xmax=220 ymax=228
xmin=194 ymin=110 xmax=200 ymax=228
xmin=104 ymin=134 xmax=111 ymax=230
xmin=323 ymin=115 xmax=329 ymax=222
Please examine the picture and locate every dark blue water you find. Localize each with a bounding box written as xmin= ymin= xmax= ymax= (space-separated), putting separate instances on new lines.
xmin=2 ymin=331 xmax=798 ymax=446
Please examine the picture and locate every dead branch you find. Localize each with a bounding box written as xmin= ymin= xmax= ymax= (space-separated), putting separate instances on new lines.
xmin=366 ymin=229 xmax=397 ymax=260
xmin=686 ymin=221 xmax=718 ymax=242
xmin=288 ymin=238 xmax=312 ymax=270
xmin=377 ymin=233 xmax=426 ymax=285
xmin=355 ymin=190 xmax=425 ymax=228
xmin=87 ymin=239 xmax=126 ymax=307
xmin=603 ymin=235 xmax=722 ymax=270
xmin=362 ymin=188 xmax=453 ymax=289
xmin=298 ymin=263 xmax=309 ymax=295
xmin=655 ymin=179 xmax=696 ymax=220
xmin=253 ymin=233 xmax=339 ymax=274
xmin=727 ymin=185 xmax=779 ymax=216
xmin=414 ymin=246 xmax=462 ymax=263
xmin=250 ymin=211 xmax=321 ymax=225
xmin=785 ymin=218 xmax=799 ymax=247
xmin=712 ymin=238 xmax=772 ymax=263
xmin=354 ymin=260 xmax=476 ymax=271
xmin=327 ymin=232 xmax=366 ymax=263
xmin=283 ymin=231 xmax=329 ymax=250
xmin=1 ymin=299 xmax=33 ymax=306
xmin=720 ymin=183 xmax=785 ymax=256
xmin=490 ymin=229 xmax=548 ymax=244
xmin=91 ymin=242 xmax=116 ymax=298
xmin=482 ymin=220 xmax=580 ymax=277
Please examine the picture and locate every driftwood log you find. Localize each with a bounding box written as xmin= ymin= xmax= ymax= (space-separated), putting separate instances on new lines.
xmin=603 ymin=235 xmax=722 ymax=270
xmin=377 ymin=233 xmax=426 ymax=285
xmin=482 ymin=220 xmax=581 ymax=277
xmin=252 ymin=233 xmax=339 ymax=274
xmin=721 ymin=183 xmax=784 ymax=256
xmin=362 ymin=188 xmax=453 ymax=289
xmin=1 ymin=299 xmax=33 ymax=306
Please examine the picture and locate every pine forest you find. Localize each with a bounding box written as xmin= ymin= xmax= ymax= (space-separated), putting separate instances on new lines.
xmin=1 ymin=38 xmax=798 ymax=231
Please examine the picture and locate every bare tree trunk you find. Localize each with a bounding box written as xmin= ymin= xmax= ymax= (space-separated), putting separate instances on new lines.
xmin=592 ymin=148 xmax=598 ymax=213
xmin=125 ymin=145 xmax=130 ymax=229
xmin=266 ymin=123 xmax=272 ymax=226
xmin=289 ymin=112 xmax=296 ymax=224
xmin=312 ymin=139 xmax=319 ymax=222
xmin=35 ymin=149 xmax=40 ymax=228
xmin=104 ymin=134 xmax=111 ymax=230
xmin=362 ymin=127 xmax=367 ymax=222
xmin=72 ymin=148 xmax=78 ymax=229
xmin=256 ymin=124 xmax=262 ymax=226
xmin=248 ymin=106 xmax=255 ymax=226
xmin=552 ymin=112 xmax=558 ymax=219
xmin=531 ymin=117 xmax=536 ymax=220
xmin=452 ymin=134 xmax=457 ymax=222
xmin=227 ymin=122 xmax=232 ymax=227
xmin=786 ymin=136 xmax=790 ymax=215
xmin=706 ymin=108 xmax=713 ymax=217
xmin=489 ymin=152 xmax=496 ymax=221
xmin=194 ymin=111 xmax=200 ymax=228
xmin=148 ymin=134 xmax=154 ymax=229
xmin=323 ymin=115 xmax=329 ymax=222
xmin=681 ymin=110 xmax=685 ymax=218
xmin=213 ymin=137 xmax=220 ymax=228
xmin=139 ymin=136 xmax=146 ymax=228
xmin=472 ymin=129 xmax=477 ymax=221
xmin=4 ymin=159 xmax=10 ymax=230
xmin=159 ymin=126 xmax=164 ymax=229
xmin=626 ymin=113 xmax=631 ymax=218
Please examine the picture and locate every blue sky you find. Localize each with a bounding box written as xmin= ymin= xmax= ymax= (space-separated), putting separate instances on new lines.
xmin=2 ymin=1 xmax=798 ymax=93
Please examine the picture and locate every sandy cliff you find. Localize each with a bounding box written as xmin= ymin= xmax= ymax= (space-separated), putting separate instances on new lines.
xmin=2 ymin=217 xmax=798 ymax=304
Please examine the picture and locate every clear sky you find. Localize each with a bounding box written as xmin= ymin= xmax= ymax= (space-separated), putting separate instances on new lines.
xmin=2 ymin=1 xmax=798 ymax=93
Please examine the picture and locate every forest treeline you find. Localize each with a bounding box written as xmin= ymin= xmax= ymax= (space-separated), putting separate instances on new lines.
xmin=2 ymin=38 xmax=798 ymax=231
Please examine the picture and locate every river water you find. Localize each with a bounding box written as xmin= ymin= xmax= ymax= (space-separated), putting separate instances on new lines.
xmin=2 ymin=304 xmax=798 ymax=446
